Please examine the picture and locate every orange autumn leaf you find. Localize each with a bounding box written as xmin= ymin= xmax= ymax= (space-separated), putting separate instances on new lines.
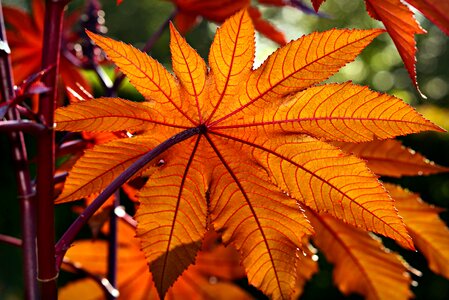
xmin=3 ymin=0 xmax=90 ymax=95
xmin=385 ymin=183 xmax=449 ymax=279
xmin=59 ymin=222 xmax=251 ymax=300
xmin=55 ymin=9 xmax=441 ymax=299
xmin=333 ymin=139 xmax=449 ymax=177
xmin=306 ymin=208 xmax=413 ymax=300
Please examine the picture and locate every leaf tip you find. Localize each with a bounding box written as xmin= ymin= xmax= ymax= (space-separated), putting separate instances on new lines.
xmin=168 ymin=21 xmax=176 ymax=32
xmin=85 ymin=29 xmax=100 ymax=43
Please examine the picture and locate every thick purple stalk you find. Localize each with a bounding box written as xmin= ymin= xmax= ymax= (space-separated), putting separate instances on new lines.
xmin=55 ymin=126 xmax=201 ymax=267
xmin=0 ymin=2 xmax=39 ymax=299
xmin=36 ymin=1 xmax=71 ymax=298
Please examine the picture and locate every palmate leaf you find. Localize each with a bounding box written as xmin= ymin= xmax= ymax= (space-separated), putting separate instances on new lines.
xmin=56 ymin=9 xmax=441 ymax=299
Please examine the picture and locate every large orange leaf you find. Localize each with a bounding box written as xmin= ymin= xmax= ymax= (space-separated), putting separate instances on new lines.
xmin=334 ymin=139 xmax=449 ymax=177
xmin=306 ymin=208 xmax=413 ymax=300
xmin=56 ymin=9 xmax=441 ymax=299
xmin=385 ymin=183 xmax=449 ymax=279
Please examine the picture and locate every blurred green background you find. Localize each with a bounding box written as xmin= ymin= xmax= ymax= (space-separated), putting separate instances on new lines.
xmin=1 ymin=0 xmax=449 ymax=299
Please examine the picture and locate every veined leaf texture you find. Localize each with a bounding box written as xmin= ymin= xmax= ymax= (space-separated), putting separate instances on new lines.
xmin=55 ymin=8 xmax=447 ymax=300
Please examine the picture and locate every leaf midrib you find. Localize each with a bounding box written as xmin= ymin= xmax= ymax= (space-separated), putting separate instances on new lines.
xmin=158 ymin=135 xmax=202 ymax=294
xmin=206 ymin=11 xmax=247 ymax=123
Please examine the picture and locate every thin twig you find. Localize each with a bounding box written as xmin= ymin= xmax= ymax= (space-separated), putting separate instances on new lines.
xmin=0 ymin=2 xmax=38 ymax=299
xmin=114 ymin=206 xmax=137 ymax=229
xmin=0 ymin=120 xmax=47 ymax=135
xmin=0 ymin=234 xmax=22 ymax=247
xmin=55 ymin=126 xmax=201 ymax=267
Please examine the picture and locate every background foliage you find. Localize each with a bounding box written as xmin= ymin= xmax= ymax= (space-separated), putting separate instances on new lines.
xmin=1 ymin=0 xmax=448 ymax=299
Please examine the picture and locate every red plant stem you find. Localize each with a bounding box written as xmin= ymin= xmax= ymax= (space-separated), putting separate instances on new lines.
xmin=107 ymin=192 xmax=120 ymax=300
xmin=36 ymin=1 xmax=71 ymax=298
xmin=55 ymin=126 xmax=201 ymax=267
xmin=0 ymin=120 xmax=47 ymax=135
xmin=0 ymin=2 xmax=39 ymax=299
xmin=111 ymin=9 xmax=177 ymax=91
